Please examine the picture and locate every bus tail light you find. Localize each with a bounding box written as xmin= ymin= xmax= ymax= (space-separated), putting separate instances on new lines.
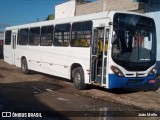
xmin=148 ymin=67 xmax=156 ymax=76
xmin=111 ymin=66 xmax=124 ymax=77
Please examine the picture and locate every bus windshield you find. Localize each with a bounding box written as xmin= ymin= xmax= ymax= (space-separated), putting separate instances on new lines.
xmin=112 ymin=13 xmax=156 ymax=71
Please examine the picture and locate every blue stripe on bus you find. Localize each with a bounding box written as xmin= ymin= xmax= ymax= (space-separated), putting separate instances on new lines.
xmin=108 ymin=74 xmax=157 ymax=89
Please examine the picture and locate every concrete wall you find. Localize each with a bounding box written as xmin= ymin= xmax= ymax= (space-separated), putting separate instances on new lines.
xmin=55 ymin=1 xmax=76 ymax=19
xmin=55 ymin=0 xmax=141 ymax=18
xmin=104 ymin=0 xmax=139 ymax=11
xmin=76 ymin=0 xmax=103 ymax=15
xmin=76 ymin=0 xmax=139 ymax=16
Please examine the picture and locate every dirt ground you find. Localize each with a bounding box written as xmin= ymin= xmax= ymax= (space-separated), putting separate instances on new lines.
xmin=0 ymin=59 xmax=160 ymax=120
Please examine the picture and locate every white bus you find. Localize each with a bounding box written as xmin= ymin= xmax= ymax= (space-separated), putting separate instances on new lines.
xmin=4 ymin=11 xmax=157 ymax=89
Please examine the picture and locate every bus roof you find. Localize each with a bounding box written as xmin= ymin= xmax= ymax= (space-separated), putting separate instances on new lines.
xmin=5 ymin=11 xmax=149 ymax=30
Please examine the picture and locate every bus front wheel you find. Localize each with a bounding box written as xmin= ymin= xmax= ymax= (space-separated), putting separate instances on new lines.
xmin=21 ymin=59 xmax=31 ymax=74
xmin=72 ymin=67 xmax=87 ymax=90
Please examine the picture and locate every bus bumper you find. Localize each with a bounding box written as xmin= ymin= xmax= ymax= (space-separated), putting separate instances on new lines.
xmin=108 ymin=74 xmax=157 ymax=89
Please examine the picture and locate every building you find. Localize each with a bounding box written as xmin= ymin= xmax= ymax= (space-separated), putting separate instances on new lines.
xmin=55 ymin=0 xmax=76 ymax=19
xmin=55 ymin=0 xmax=141 ymax=19
xmin=76 ymin=0 xmax=143 ymax=16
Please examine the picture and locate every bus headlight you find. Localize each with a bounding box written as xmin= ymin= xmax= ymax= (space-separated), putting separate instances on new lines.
xmin=111 ymin=66 xmax=124 ymax=77
xmin=148 ymin=67 xmax=156 ymax=76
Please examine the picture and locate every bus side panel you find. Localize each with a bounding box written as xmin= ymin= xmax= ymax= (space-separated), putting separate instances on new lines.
xmin=16 ymin=46 xmax=71 ymax=79
xmin=14 ymin=47 xmax=21 ymax=68
xmin=4 ymin=45 xmax=13 ymax=65
xmin=13 ymin=42 xmax=90 ymax=83
xmin=40 ymin=47 xmax=70 ymax=79
xmin=68 ymin=47 xmax=90 ymax=84
xmin=15 ymin=46 xmax=40 ymax=69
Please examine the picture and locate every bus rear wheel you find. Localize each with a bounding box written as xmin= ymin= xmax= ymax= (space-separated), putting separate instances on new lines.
xmin=21 ymin=59 xmax=31 ymax=74
xmin=72 ymin=67 xmax=87 ymax=90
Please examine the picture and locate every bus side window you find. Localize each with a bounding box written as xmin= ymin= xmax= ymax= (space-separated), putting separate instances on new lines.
xmin=19 ymin=29 xmax=29 ymax=45
xmin=71 ymin=21 xmax=92 ymax=47
xmin=29 ymin=27 xmax=40 ymax=46
xmin=5 ymin=31 xmax=12 ymax=45
xmin=54 ymin=24 xmax=70 ymax=47
xmin=40 ymin=25 xmax=54 ymax=46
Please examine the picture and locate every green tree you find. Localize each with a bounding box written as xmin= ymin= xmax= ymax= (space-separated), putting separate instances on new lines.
xmin=46 ymin=14 xmax=55 ymax=20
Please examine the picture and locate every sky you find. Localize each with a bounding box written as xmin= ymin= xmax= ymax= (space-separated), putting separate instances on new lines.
xmin=0 ymin=0 xmax=96 ymax=31
xmin=0 ymin=0 xmax=74 ymax=31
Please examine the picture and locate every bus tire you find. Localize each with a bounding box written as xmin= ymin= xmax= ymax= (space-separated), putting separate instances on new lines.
xmin=72 ymin=67 xmax=87 ymax=90
xmin=21 ymin=59 xmax=31 ymax=74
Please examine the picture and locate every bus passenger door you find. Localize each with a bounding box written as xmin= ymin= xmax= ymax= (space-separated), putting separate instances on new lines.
xmin=102 ymin=28 xmax=110 ymax=87
xmin=91 ymin=27 xmax=106 ymax=85
xmin=12 ymin=30 xmax=17 ymax=65
xmin=90 ymin=28 xmax=99 ymax=83
xmin=91 ymin=27 xmax=109 ymax=86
